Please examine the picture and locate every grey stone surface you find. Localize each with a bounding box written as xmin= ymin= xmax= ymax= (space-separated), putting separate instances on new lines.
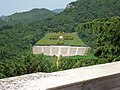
xmin=43 ymin=46 xmax=50 ymax=55
xmin=0 ymin=73 xmax=63 ymax=90
xmin=33 ymin=46 xmax=42 ymax=54
xmin=69 ymin=48 xmax=77 ymax=55
xmin=61 ymin=47 xmax=68 ymax=55
xmin=52 ymin=47 xmax=59 ymax=55
xmin=110 ymin=87 xmax=120 ymax=90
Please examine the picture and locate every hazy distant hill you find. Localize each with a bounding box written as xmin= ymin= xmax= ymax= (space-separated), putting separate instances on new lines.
xmin=0 ymin=8 xmax=56 ymax=25
xmin=52 ymin=9 xmax=64 ymax=13
xmin=0 ymin=15 xmax=6 ymax=20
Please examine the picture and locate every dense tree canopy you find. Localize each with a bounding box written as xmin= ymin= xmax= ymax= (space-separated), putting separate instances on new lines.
xmin=77 ymin=17 xmax=120 ymax=60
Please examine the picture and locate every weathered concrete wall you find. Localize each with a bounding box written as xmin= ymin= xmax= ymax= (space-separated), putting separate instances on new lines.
xmin=33 ymin=46 xmax=89 ymax=56
xmin=49 ymin=73 xmax=120 ymax=90
xmin=0 ymin=61 xmax=120 ymax=90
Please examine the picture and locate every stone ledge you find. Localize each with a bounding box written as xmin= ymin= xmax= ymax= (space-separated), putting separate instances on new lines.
xmin=0 ymin=61 xmax=120 ymax=90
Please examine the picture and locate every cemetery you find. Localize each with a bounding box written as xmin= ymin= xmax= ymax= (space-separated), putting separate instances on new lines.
xmin=33 ymin=32 xmax=89 ymax=57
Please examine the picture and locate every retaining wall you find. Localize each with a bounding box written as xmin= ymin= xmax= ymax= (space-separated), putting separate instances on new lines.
xmin=33 ymin=46 xmax=89 ymax=56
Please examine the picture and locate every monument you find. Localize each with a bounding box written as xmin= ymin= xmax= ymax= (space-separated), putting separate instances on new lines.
xmin=33 ymin=32 xmax=89 ymax=57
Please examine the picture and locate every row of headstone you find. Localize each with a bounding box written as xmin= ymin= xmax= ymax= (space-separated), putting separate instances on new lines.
xmin=33 ymin=46 xmax=89 ymax=57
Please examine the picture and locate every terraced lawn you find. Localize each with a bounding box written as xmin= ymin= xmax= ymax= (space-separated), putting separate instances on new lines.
xmin=36 ymin=33 xmax=86 ymax=46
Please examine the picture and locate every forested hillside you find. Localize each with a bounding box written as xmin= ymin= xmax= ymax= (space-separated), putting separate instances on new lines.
xmin=77 ymin=17 xmax=120 ymax=60
xmin=0 ymin=0 xmax=120 ymax=78
xmin=52 ymin=9 xmax=64 ymax=13
xmin=0 ymin=8 xmax=56 ymax=27
xmin=43 ymin=0 xmax=120 ymax=32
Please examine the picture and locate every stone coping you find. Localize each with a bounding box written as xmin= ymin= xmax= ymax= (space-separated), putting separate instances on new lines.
xmin=34 ymin=45 xmax=89 ymax=48
xmin=0 ymin=61 xmax=120 ymax=90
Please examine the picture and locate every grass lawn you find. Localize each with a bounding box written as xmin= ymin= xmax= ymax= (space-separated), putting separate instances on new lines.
xmin=43 ymin=55 xmax=54 ymax=64
xmin=64 ymin=55 xmax=98 ymax=59
xmin=43 ymin=55 xmax=98 ymax=65
xmin=35 ymin=33 xmax=86 ymax=46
